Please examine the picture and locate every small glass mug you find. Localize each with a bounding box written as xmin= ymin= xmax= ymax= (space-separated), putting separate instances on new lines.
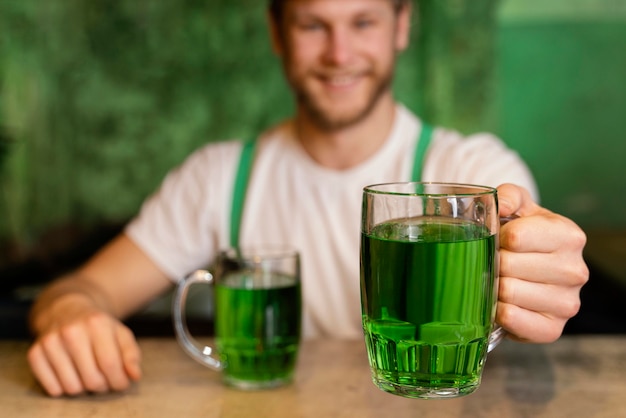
xmin=173 ymin=247 xmax=302 ymax=390
xmin=360 ymin=182 xmax=508 ymax=399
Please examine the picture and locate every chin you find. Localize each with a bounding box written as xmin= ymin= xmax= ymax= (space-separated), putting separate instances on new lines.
xmin=312 ymin=112 xmax=370 ymax=131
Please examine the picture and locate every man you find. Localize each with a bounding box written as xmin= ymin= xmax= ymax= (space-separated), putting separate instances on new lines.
xmin=27 ymin=0 xmax=588 ymax=397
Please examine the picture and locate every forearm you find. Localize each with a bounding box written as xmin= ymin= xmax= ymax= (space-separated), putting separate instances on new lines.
xmin=29 ymin=233 xmax=175 ymax=338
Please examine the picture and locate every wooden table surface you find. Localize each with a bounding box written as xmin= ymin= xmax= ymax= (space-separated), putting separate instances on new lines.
xmin=1 ymin=335 xmax=625 ymax=417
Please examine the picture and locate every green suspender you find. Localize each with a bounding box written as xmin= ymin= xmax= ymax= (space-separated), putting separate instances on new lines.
xmin=229 ymin=123 xmax=434 ymax=247
xmin=411 ymin=122 xmax=433 ymax=182
xmin=229 ymin=139 xmax=257 ymax=248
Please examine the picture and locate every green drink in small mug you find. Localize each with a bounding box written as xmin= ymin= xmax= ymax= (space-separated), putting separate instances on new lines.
xmin=214 ymin=271 xmax=301 ymax=386
xmin=173 ymin=247 xmax=302 ymax=390
xmin=360 ymin=182 xmax=504 ymax=399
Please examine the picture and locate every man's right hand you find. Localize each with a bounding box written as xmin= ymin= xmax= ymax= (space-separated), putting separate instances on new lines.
xmin=26 ymin=233 xmax=173 ymax=397
xmin=27 ymin=297 xmax=142 ymax=397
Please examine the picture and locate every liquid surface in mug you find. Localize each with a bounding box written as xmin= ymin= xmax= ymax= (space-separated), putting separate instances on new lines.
xmin=360 ymin=216 xmax=497 ymax=391
xmin=215 ymin=272 xmax=301 ymax=384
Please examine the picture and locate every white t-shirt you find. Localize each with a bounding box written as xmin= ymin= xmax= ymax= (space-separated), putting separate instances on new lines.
xmin=126 ymin=105 xmax=537 ymax=339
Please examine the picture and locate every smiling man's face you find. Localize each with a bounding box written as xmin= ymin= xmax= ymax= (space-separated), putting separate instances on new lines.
xmin=271 ymin=0 xmax=411 ymax=131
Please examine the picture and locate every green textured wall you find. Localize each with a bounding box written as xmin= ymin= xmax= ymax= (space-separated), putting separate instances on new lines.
xmin=1 ymin=0 xmax=624 ymax=264
xmin=0 ymin=0 xmax=418 ymax=256
xmin=496 ymin=0 xmax=626 ymax=228
xmin=0 ymin=1 xmax=291 ymax=249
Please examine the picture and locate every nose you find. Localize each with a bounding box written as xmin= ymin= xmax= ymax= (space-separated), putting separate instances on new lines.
xmin=322 ymin=27 xmax=353 ymax=66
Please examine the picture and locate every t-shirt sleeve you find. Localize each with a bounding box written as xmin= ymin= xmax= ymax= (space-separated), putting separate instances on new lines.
xmin=423 ymin=130 xmax=540 ymax=202
xmin=125 ymin=141 xmax=241 ymax=282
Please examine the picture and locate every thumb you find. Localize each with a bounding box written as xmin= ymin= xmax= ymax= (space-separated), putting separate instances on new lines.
xmin=117 ymin=325 xmax=142 ymax=381
xmin=497 ymin=183 xmax=539 ymax=217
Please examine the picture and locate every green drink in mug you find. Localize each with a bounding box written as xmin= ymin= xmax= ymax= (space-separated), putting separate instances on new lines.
xmin=173 ymin=247 xmax=302 ymax=389
xmin=360 ymin=182 xmax=506 ymax=399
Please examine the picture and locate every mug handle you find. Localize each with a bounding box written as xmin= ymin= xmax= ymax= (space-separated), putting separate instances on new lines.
xmin=487 ymin=214 xmax=519 ymax=352
xmin=487 ymin=326 xmax=507 ymax=352
xmin=172 ymin=269 xmax=222 ymax=370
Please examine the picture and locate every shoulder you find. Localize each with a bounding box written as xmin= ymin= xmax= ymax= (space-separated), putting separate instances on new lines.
xmin=425 ymin=127 xmax=539 ymax=200
xmin=430 ymin=128 xmax=510 ymax=155
xmin=178 ymin=139 xmax=243 ymax=173
xmin=172 ymin=121 xmax=290 ymax=176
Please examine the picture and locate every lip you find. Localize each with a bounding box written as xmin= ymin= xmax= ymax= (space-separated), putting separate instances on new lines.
xmin=318 ymin=73 xmax=361 ymax=92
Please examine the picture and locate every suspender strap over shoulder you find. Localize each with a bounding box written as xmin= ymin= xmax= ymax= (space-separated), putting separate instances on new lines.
xmin=229 ymin=139 xmax=257 ymax=248
xmin=229 ymin=122 xmax=434 ymax=248
xmin=411 ymin=122 xmax=433 ymax=182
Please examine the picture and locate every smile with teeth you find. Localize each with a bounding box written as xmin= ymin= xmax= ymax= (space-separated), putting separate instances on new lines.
xmin=323 ymin=74 xmax=359 ymax=87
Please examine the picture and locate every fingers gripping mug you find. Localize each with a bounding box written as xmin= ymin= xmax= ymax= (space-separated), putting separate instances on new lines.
xmin=173 ymin=247 xmax=302 ymax=390
xmin=360 ymin=182 xmax=507 ymax=399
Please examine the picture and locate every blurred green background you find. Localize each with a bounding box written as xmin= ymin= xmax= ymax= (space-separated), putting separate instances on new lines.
xmin=1 ymin=0 xmax=624 ymax=248
xmin=0 ymin=0 xmax=625 ymax=335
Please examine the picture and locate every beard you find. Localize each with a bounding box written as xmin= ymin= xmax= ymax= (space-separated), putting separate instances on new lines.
xmin=287 ymin=66 xmax=395 ymax=132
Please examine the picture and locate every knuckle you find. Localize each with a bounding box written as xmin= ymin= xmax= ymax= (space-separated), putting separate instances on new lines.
xmin=501 ymin=225 xmax=523 ymax=250
xmin=498 ymin=250 xmax=513 ymax=276
xmin=118 ymin=323 xmax=135 ymax=340
xmin=59 ymin=323 xmax=80 ymax=340
xmin=563 ymin=260 xmax=590 ymax=287
xmin=564 ymin=222 xmax=587 ymax=248
xmin=495 ymin=303 xmax=515 ymax=330
xmin=39 ymin=332 xmax=60 ymax=349
xmin=542 ymin=323 xmax=565 ymax=344
xmin=497 ymin=277 xmax=515 ymax=304
xmin=571 ymin=227 xmax=587 ymax=248
xmin=574 ymin=263 xmax=590 ymax=286
xmin=561 ymin=297 xmax=582 ymax=319
xmin=59 ymin=322 xmax=83 ymax=342
xmin=85 ymin=311 xmax=112 ymax=328
xmin=556 ymin=215 xmax=586 ymax=248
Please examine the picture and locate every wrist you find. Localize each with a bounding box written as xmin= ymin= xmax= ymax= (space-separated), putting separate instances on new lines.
xmin=30 ymin=292 xmax=99 ymax=336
